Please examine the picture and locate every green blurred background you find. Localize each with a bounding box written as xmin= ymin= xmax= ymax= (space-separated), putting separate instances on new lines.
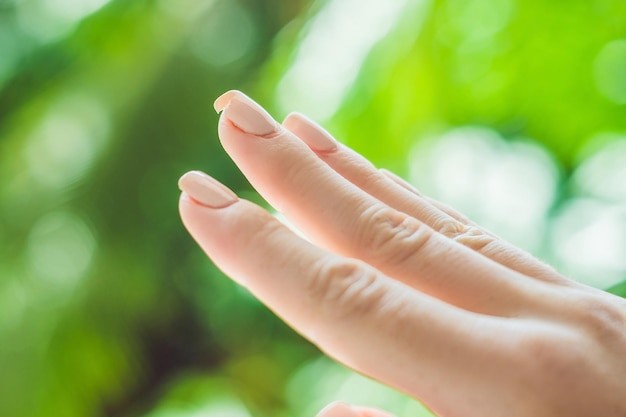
xmin=1 ymin=0 xmax=625 ymax=416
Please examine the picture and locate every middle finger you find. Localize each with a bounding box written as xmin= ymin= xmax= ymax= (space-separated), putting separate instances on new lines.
xmin=283 ymin=112 xmax=572 ymax=287
xmin=214 ymin=90 xmax=544 ymax=317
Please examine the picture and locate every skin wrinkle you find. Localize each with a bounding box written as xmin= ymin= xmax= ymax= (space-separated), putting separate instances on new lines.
xmin=179 ymin=188 xmax=502 ymax=412
xmin=342 ymin=295 xmax=487 ymax=413
xmin=517 ymin=326 xmax=598 ymax=416
xmin=350 ymin=204 xmax=431 ymax=266
xmin=324 ymin=147 xmax=462 ymax=230
xmin=328 ymin=149 xmax=457 ymax=230
xmin=221 ymin=117 xmax=364 ymax=224
xmin=317 ymin=143 xmax=569 ymax=288
xmin=416 ymin=239 xmax=536 ymax=318
xmin=180 ymin=165 xmax=626 ymax=417
xmin=305 ymin=258 xmax=387 ymax=344
xmin=574 ymin=293 xmax=626 ymax=342
xmin=177 ymin=90 xmax=626 ymax=417
xmin=452 ymin=230 xmax=494 ymax=253
xmin=218 ymin=115 xmax=527 ymax=318
xmin=322 ymin=156 xmax=556 ymax=312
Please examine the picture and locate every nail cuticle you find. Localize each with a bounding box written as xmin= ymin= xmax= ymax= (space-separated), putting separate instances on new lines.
xmin=223 ymin=115 xmax=282 ymax=139
xmin=215 ymin=91 xmax=279 ymax=137
xmin=313 ymin=142 xmax=339 ymax=154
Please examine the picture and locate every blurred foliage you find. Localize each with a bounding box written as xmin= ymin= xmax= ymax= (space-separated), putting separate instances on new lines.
xmin=0 ymin=1 xmax=625 ymax=417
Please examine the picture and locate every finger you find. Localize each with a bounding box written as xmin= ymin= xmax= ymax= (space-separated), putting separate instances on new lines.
xmin=177 ymin=171 xmax=501 ymax=411
xmin=316 ymin=403 xmax=363 ymax=417
xmin=350 ymin=406 xmax=399 ymax=417
xmin=213 ymin=90 xmax=541 ymax=316
xmin=379 ymin=168 xmax=479 ymax=229
xmin=379 ymin=168 xmax=573 ymax=286
xmin=317 ymin=403 xmax=397 ymax=417
xmin=283 ymin=112 xmax=572 ymax=287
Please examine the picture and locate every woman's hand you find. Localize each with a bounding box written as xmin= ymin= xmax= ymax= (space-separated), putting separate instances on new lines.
xmin=178 ymin=90 xmax=626 ymax=417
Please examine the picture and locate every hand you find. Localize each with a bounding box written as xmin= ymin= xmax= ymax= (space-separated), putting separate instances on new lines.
xmin=177 ymin=90 xmax=626 ymax=417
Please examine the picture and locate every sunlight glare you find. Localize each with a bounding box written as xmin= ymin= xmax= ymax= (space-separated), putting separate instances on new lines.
xmin=188 ymin=1 xmax=257 ymax=68
xmin=409 ymin=127 xmax=558 ymax=252
xmin=17 ymin=0 xmax=111 ymax=42
xmin=594 ymin=39 xmax=626 ymax=105
xmin=26 ymin=210 xmax=96 ymax=286
xmin=23 ymin=94 xmax=110 ymax=191
xmin=551 ymin=199 xmax=626 ymax=288
xmin=573 ymin=136 xmax=626 ymax=202
xmin=276 ymin=0 xmax=414 ymax=121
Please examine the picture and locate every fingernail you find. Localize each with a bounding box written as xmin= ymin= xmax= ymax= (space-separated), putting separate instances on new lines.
xmin=178 ymin=171 xmax=238 ymax=208
xmin=214 ymin=90 xmax=278 ymax=136
xmin=283 ymin=112 xmax=338 ymax=153
xmin=316 ymin=402 xmax=360 ymax=417
xmin=213 ymin=90 xmax=237 ymax=113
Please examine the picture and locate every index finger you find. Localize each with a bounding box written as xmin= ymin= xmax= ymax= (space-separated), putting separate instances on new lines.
xmin=178 ymin=171 xmax=507 ymax=413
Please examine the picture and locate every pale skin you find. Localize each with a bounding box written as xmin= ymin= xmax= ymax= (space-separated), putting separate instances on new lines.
xmin=178 ymin=90 xmax=626 ymax=417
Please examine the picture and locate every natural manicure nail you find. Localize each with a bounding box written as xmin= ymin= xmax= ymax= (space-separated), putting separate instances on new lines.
xmin=283 ymin=112 xmax=338 ymax=153
xmin=214 ymin=90 xmax=278 ymax=136
xmin=178 ymin=171 xmax=238 ymax=208
xmin=316 ymin=402 xmax=360 ymax=417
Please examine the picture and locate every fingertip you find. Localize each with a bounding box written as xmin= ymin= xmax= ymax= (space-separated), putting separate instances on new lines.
xmin=215 ymin=90 xmax=279 ymax=137
xmin=316 ymin=403 xmax=396 ymax=417
xmin=350 ymin=406 xmax=398 ymax=417
xmin=177 ymin=191 xmax=209 ymax=236
xmin=214 ymin=89 xmax=240 ymax=113
xmin=283 ymin=111 xmax=338 ymax=153
xmin=177 ymin=170 xmax=238 ymax=209
xmin=316 ymin=402 xmax=361 ymax=417
xmin=282 ymin=111 xmax=306 ymax=126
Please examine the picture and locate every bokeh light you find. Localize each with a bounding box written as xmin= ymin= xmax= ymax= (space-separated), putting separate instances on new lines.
xmin=276 ymin=0 xmax=418 ymax=121
xmin=286 ymin=357 xmax=433 ymax=417
xmin=188 ymin=1 xmax=258 ymax=69
xmin=16 ymin=0 xmax=111 ymax=42
xmin=409 ymin=127 xmax=558 ymax=253
xmin=26 ymin=210 xmax=96 ymax=286
xmin=1 ymin=1 xmax=625 ymax=416
xmin=551 ymin=199 xmax=626 ymax=288
xmin=0 ymin=23 xmax=21 ymax=87
xmin=573 ymin=135 xmax=626 ymax=202
xmin=594 ymin=39 xmax=626 ymax=105
xmin=23 ymin=93 xmax=110 ymax=190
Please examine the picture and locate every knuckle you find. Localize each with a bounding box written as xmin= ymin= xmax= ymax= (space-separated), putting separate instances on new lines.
xmin=306 ymin=258 xmax=386 ymax=325
xmin=433 ymin=215 xmax=467 ymax=237
xmin=572 ymin=293 xmax=626 ymax=343
xmin=516 ymin=328 xmax=588 ymax=381
xmin=248 ymin=212 xmax=286 ymax=247
xmin=232 ymin=206 xmax=284 ymax=254
xmin=447 ymin=223 xmax=495 ymax=252
xmin=355 ymin=205 xmax=432 ymax=265
xmin=514 ymin=295 xmax=626 ymax=381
